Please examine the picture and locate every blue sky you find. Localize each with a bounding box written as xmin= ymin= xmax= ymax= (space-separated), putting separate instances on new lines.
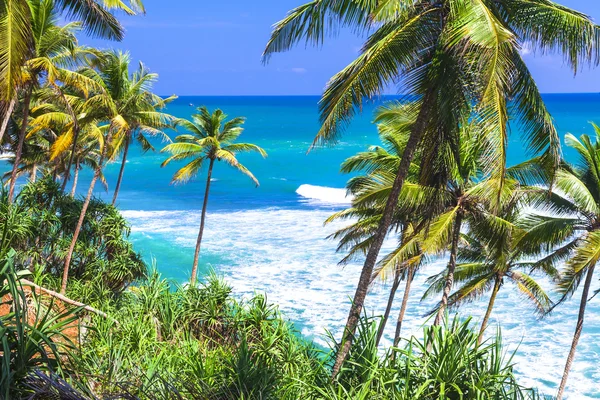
xmin=83 ymin=0 xmax=600 ymax=96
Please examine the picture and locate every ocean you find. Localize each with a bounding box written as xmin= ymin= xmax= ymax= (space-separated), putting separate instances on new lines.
xmin=27 ymin=95 xmax=600 ymax=397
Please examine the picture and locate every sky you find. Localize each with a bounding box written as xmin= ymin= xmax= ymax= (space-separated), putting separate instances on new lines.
xmin=81 ymin=0 xmax=600 ymax=96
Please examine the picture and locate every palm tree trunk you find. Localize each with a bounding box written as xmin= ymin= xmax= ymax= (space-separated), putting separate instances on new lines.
xmin=478 ymin=275 xmax=501 ymax=345
xmin=331 ymin=94 xmax=433 ymax=379
xmin=30 ymin=164 xmax=36 ymax=183
xmin=556 ymin=264 xmax=596 ymax=400
xmin=393 ymin=266 xmax=415 ymax=347
xmin=61 ymin=127 xmax=81 ymax=192
xmin=60 ymin=133 xmax=112 ymax=295
xmin=190 ymin=158 xmax=215 ymax=287
xmin=0 ymin=98 xmax=16 ymax=146
xmin=375 ymin=272 xmax=401 ymax=347
xmin=112 ymin=136 xmax=130 ymax=206
xmin=8 ymin=88 xmax=32 ymax=203
xmin=57 ymin=85 xmax=80 ymax=194
xmin=434 ymin=213 xmax=463 ymax=326
xmin=70 ymin=163 xmax=79 ymax=196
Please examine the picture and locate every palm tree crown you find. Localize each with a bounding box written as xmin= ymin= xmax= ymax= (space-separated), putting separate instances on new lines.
xmin=162 ymin=107 xmax=266 ymax=184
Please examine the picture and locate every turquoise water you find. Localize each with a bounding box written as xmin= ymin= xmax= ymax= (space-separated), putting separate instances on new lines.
xmin=27 ymin=95 xmax=600 ymax=398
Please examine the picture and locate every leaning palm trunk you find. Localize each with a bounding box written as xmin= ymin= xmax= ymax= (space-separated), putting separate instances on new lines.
xmin=331 ymin=103 xmax=431 ymax=378
xmin=60 ymin=133 xmax=112 ymax=294
xmin=478 ymin=275 xmax=501 ymax=345
xmin=112 ymin=135 xmax=130 ymax=205
xmin=30 ymin=164 xmax=37 ymax=183
xmin=70 ymin=163 xmax=79 ymax=196
xmin=434 ymin=213 xmax=463 ymax=326
xmin=557 ymin=264 xmax=596 ymax=400
xmin=375 ymin=272 xmax=400 ymax=347
xmin=394 ymin=266 xmax=415 ymax=347
xmin=61 ymin=125 xmax=81 ymax=193
xmin=190 ymin=158 xmax=215 ymax=286
xmin=0 ymin=98 xmax=16 ymax=145
xmin=8 ymin=88 xmax=32 ymax=203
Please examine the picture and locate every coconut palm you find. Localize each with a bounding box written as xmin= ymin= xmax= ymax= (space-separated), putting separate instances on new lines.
xmin=59 ymin=120 xmax=108 ymax=294
xmin=424 ymin=188 xmax=555 ymax=345
xmin=86 ymin=51 xmax=176 ymax=206
xmin=161 ymin=107 xmax=267 ymax=286
xmin=521 ymin=126 xmax=600 ymax=399
xmin=327 ymin=102 xmax=428 ymax=347
xmin=264 ymin=1 xmax=599 ymax=375
xmin=6 ymin=0 xmax=102 ymax=202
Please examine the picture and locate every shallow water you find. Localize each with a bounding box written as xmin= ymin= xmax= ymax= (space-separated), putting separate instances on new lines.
xmin=20 ymin=95 xmax=600 ymax=398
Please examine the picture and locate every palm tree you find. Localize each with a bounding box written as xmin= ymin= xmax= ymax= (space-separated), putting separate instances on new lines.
xmin=0 ymin=0 xmax=143 ymax=103
xmin=87 ymin=51 xmax=176 ymax=206
xmin=327 ymin=102 xmax=427 ymax=347
xmin=59 ymin=121 xmax=108 ymax=294
xmin=6 ymin=0 xmax=102 ymax=202
xmin=263 ymin=1 xmax=598 ymax=376
xmin=522 ymin=126 xmax=600 ymax=399
xmin=161 ymin=107 xmax=267 ymax=286
xmin=424 ymin=188 xmax=554 ymax=345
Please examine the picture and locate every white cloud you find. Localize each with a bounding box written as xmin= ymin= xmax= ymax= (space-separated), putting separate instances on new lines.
xmin=291 ymin=67 xmax=307 ymax=74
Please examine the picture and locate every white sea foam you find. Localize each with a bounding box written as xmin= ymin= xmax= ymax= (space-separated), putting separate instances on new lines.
xmin=296 ymin=184 xmax=352 ymax=205
xmin=124 ymin=208 xmax=600 ymax=399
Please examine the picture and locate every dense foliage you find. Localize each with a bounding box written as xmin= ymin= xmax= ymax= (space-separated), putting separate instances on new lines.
xmin=3 ymin=178 xmax=145 ymax=293
xmin=1 ymin=254 xmax=541 ymax=399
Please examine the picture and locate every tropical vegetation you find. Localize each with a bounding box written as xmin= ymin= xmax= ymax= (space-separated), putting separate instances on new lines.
xmin=0 ymin=0 xmax=598 ymax=398
xmin=264 ymin=0 xmax=600 ymax=379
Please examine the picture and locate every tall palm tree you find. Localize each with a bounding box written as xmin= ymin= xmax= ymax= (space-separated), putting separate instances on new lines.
xmin=327 ymin=102 xmax=427 ymax=347
xmin=161 ymin=107 xmax=267 ymax=286
xmin=59 ymin=120 xmax=108 ymax=294
xmin=522 ymin=126 xmax=600 ymax=399
xmin=424 ymin=188 xmax=554 ymax=345
xmin=264 ymin=1 xmax=598 ymax=376
xmin=6 ymin=0 xmax=101 ymax=202
xmin=86 ymin=51 xmax=176 ymax=205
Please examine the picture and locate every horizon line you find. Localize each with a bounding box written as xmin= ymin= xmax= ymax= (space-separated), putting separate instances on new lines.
xmin=163 ymin=92 xmax=600 ymax=97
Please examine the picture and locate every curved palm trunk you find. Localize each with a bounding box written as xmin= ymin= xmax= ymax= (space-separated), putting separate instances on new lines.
xmin=60 ymin=133 xmax=112 ymax=295
xmin=190 ymin=158 xmax=215 ymax=287
xmin=70 ymin=163 xmax=79 ymax=196
xmin=8 ymin=88 xmax=32 ymax=203
xmin=556 ymin=264 xmax=596 ymax=400
xmin=477 ymin=275 xmax=501 ymax=345
xmin=331 ymin=96 xmax=432 ymax=379
xmin=393 ymin=266 xmax=415 ymax=347
xmin=0 ymin=98 xmax=16 ymax=145
xmin=434 ymin=213 xmax=463 ymax=326
xmin=112 ymin=136 xmax=130 ymax=206
xmin=375 ymin=272 xmax=401 ymax=347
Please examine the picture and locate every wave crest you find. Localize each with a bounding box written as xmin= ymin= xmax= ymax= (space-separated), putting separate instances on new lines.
xmin=296 ymin=184 xmax=351 ymax=205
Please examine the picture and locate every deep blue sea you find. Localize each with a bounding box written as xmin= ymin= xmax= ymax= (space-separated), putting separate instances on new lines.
xmin=22 ymin=95 xmax=600 ymax=398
